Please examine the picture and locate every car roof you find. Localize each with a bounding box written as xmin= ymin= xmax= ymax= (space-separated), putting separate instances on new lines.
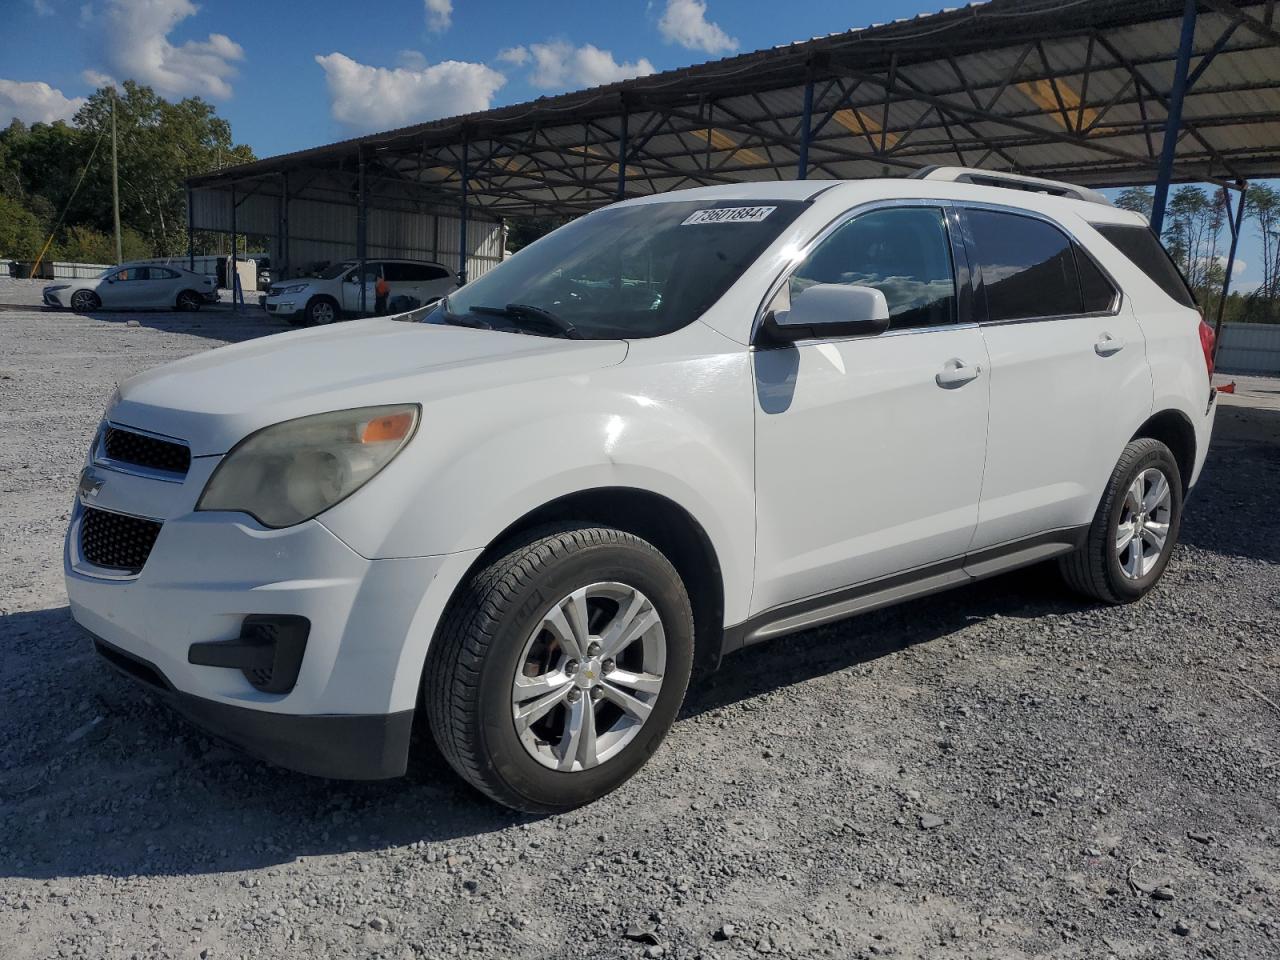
xmin=614 ymin=177 xmax=1147 ymax=227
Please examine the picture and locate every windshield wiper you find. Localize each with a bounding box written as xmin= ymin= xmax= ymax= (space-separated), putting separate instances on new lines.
xmin=469 ymin=303 xmax=582 ymax=339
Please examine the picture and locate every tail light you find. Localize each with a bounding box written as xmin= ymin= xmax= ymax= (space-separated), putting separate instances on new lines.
xmin=1197 ymin=314 xmax=1215 ymax=381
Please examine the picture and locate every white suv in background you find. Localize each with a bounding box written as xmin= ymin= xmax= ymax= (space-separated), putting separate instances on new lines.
xmin=65 ymin=169 xmax=1217 ymax=812
xmin=263 ymin=258 xmax=456 ymax=325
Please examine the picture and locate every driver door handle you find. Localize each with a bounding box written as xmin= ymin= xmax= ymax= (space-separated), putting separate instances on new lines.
xmin=936 ymin=358 xmax=981 ymax=388
xmin=1094 ymin=332 xmax=1126 ymax=356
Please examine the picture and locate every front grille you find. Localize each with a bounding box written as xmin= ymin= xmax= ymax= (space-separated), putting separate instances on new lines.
xmin=103 ymin=426 xmax=191 ymax=475
xmin=80 ymin=507 xmax=162 ymax=573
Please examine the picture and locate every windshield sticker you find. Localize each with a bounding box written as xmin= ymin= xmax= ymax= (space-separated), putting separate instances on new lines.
xmin=682 ymin=206 xmax=777 ymax=225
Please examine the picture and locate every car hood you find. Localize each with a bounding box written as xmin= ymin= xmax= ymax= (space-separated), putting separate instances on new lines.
xmin=109 ymin=318 xmax=630 ymax=455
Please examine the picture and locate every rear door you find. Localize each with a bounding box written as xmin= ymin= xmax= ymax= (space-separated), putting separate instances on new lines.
xmin=149 ymin=267 xmax=183 ymax=307
xmin=961 ymin=206 xmax=1151 ymax=551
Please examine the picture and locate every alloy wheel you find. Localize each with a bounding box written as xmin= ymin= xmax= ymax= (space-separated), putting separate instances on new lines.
xmin=1116 ymin=466 xmax=1172 ymax=579
xmin=71 ymin=291 xmax=98 ymax=312
xmin=511 ymin=581 xmax=666 ymax=772
xmin=312 ymin=301 xmax=335 ymax=324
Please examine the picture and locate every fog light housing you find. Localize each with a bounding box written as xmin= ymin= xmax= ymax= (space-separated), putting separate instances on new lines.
xmin=187 ymin=614 xmax=310 ymax=694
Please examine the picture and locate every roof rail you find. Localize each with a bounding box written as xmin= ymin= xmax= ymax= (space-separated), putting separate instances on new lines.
xmin=909 ymin=166 xmax=1112 ymax=206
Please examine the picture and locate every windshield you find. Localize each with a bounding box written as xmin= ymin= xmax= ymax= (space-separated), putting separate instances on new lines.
xmin=318 ymin=261 xmax=356 ymax=280
xmin=426 ymin=199 xmax=806 ymax=339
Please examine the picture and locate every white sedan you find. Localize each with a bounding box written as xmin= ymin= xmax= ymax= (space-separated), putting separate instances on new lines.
xmin=43 ymin=264 xmax=218 ymax=312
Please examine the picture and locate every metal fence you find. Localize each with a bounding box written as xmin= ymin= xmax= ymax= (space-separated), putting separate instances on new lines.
xmin=1217 ymin=323 xmax=1280 ymax=377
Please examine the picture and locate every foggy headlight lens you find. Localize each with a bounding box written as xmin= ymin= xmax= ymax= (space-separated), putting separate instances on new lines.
xmin=197 ymin=404 xmax=419 ymax=528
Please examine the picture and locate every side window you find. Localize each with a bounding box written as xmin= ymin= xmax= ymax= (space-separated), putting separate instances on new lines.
xmin=788 ymin=206 xmax=956 ymax=329
xmin=382 ymin=263 xmax=406 ymax=282
xmin=1074 ymin=244 xmax=1118 ymax=313
xmin=151 ymin=267 xmax=178 ymax=280
xmin=1092 ymin=223 xmax=1198 ymax=308
xmin=113 ymin=267 xmax=140 ymax=281
xmin=423 ymin=265 xmax=450 ymax=281
xmin=966 ymin=209 xmax=1083 ymax=321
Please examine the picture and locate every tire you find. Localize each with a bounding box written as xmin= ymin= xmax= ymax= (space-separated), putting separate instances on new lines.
xmin=425 ymin=525 xmax=694 ymax=813
xmin=70 ymin=290 xmax=100 ymax=312
xmin=176 ymin=290 xmax=202 ymax=312
xmin=305 ymin=297 xmax=339 ymax=326
xmin=1059 ymin=438 xmax=1183 ymax=604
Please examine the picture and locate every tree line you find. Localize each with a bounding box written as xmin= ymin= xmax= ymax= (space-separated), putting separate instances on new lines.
xmin=1116 ymin=183 xmax=1280 ymax=324
xmin=0 ymin=82 xmax=254 ymax=266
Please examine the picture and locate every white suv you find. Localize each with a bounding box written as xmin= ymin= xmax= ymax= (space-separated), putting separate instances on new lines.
xmin=263 ymin=258 xmax=456 ymax=325
xmin=65 ymin=169 xmax=1217 ymax=812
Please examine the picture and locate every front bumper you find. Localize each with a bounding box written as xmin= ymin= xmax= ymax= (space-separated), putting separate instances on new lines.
xmin=43 ymin=289 xmax=66 ymax=307
xmin=91 ymin=633 xmax=413 ymax=779
xmin=263 ymin=296 xmax=301 ymax=316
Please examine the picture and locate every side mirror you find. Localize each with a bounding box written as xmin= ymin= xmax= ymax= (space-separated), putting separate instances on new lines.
xmin=758 ymin=283 xmax=890 ymax=345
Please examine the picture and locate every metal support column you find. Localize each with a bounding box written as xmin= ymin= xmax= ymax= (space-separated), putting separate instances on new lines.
xmin=357 ymin=151 xmax=368 ymax=313
xmin=617 ymin=101 xmax=629 ymax=201
xmin=797 ymin=74 xmax=815 ymax=180
xmin=186 ymin=184 xmax=194 ymax=272
xmin=1151 ymin=0 xmax=1197 ymax=234
xmin=459 ymin=131 xmax=470 ymax=285
xmin=279 ymin=171 xmax=290 ymax=281
xmin=229 ymin=184 xmax=240 ymax=313
xmin=1214 ymin=181 xmax=1247 ymax=350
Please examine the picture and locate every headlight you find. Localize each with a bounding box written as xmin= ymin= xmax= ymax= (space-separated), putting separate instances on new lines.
xmin=46 ymin=284 xmax=69 ymax=292
xmin=197 ymin=405 xmax=419 ymax=528
xmin=278 ymin=283 xmax=309 ymax=295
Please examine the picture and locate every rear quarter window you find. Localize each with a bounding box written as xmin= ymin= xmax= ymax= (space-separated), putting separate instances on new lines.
xmin=1092 ymin=224 xmax=1197 ymax=309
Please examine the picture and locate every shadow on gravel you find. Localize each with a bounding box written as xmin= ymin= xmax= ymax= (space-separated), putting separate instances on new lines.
xmin=0 ymin=568 xmax=1082 ymax=883
xmin=1178 ymin=404 xmax=1280 ymax=565
xmin=72 ymin=306 xmax=292 ymax=345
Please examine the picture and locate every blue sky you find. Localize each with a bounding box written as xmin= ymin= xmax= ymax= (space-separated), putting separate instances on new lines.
xmin=0 ymin=0 xmax=1269 ymax=289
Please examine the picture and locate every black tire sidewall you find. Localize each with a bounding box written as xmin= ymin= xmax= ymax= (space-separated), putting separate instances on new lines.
xmin=1102 ymin=445 xmax=1183 ymax=601
xmin=305 ymin=298 xmax=335 ymax=325
xmin=474 ymin=540 xmax=693 ymax=811
xmin=73 ymin=291 xmax=99 ymax=312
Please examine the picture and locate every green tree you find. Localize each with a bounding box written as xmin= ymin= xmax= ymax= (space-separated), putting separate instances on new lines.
xmin=73 ymin=82 xmax=255 ymax=256
xmin=1114 ymin=186 xmax=1153 ymax=220
xmin=0 ymin=194 xmax=46 ymax=259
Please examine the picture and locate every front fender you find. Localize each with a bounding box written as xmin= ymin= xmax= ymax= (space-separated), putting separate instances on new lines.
xmin=318 ymin=338 xmax=757 ymax=625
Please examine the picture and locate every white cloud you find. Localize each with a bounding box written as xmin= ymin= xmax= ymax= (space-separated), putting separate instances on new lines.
xmin=658 ymin=0 xmax=737 ymax=54
xmin=81 ymin=69 xmax=116 ymax=87
xmin=94 ymin=0 xmax=244 ymax=100
xmin=424 ymin=0 xmax=452 ymax=32
xmin=496 ymin=45 xmax=529 ymax=66
xmin=31 ymin=0 xmax=55 ymax=15
xmin=526 ymin=41 xmax=656 ymax=90
xmin=0 ymin=79 xmax=86 ymax=125
xmin=315 ymin=52 xmax=506 ymax=133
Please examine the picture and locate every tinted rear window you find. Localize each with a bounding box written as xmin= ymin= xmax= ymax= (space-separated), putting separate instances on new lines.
xmin=967 ymin=209 xmax=1082 ymax=321
xmin=1074 ymin=244 xmax=1118 ymax=313
xmin=1093 ymin=224 xmax=1197 ymax=309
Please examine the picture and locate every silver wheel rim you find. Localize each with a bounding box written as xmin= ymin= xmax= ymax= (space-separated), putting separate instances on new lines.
xmin=71 ymin=291 xmax=96 ymax=311
xmin=179 ymin=293 xmax=197 ymax=309
xmin=511 ymin=581 xmax=666 ymax=772
xmin=1116 ymin=467 xmax=1172 ymax=579
xmin=313 ymin=302 xmax=335 ymax=324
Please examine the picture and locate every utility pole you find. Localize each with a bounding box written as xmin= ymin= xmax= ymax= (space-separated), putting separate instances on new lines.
xmin=110 ymin=87 xmax=122 ymax=265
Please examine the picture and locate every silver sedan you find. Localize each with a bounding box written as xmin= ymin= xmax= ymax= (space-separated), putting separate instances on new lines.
xmin=43 ymin=264 xmax=218 ymax=312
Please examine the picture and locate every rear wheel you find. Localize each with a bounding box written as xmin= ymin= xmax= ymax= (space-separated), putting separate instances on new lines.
xmin=1059 ymin=438 xmax=1183 ymax=603
xmin=305 ymin=297 xmax=338 ymax=325
xmin=425 ymin=525 xmax=694 ymax=813
xmin=176 ymin=290 xmax=202 ymax=311
xmin=70 ymin=290 xmax=100 ymax=312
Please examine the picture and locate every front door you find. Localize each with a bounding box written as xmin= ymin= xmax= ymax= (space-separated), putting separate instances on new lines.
xmin=960 ymin=207 xmax=1153 ymax=551
xmin=342 ymin=263 xmax=380 ymax=313
xmin=752 ymin=204 xmax=991 ymax=614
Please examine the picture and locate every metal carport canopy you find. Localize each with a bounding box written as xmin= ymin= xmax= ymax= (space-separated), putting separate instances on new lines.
xmin=188 ymin=0 xmax=1280 ymax=219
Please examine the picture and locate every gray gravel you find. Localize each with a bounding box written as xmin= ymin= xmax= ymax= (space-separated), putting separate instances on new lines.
xmin=2 ymin=296 xmax=1279 ymax=960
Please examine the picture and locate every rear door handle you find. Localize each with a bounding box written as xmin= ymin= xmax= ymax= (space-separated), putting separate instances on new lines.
xmin=936 ymin=358 xmax=981 ymax=388
xmin=1094 ymin=332 xmax=1125 ymax=356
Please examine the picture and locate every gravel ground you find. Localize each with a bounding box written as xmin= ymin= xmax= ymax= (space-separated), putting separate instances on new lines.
xmin=1 ymin=293 xmax=1278 ymax=960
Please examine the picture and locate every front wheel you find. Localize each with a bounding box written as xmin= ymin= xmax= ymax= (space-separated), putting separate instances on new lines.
xmin=304 ymin=297 xmax=338 ymax=325
xmin=424 ymin=525 xmax=694 ymax=813
xmin=1059 ymin=438 xmax=1183 ymax=603
xmin=70 ymin=290 xmax=101 ymax=312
